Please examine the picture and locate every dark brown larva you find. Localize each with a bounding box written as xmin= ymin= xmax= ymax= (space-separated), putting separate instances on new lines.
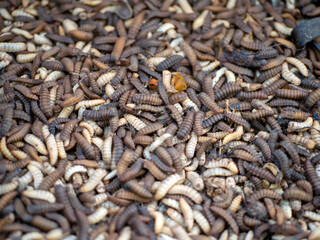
xmin=198 ymin=92 xmax=224 ymax=113
xmin=225 ymin=112 xmax=251 ymax=132
xmin=210 ymin=206 xmax=239 ymax=235
xmin=73 ymin=132 xmax=95 ymax=160
xmin=305 ymin=160 xmax=320 ymax=195
xmin=177 ymin=109 xmax=195 ymax=140
xmin=157 ymin=55 xmax=184 ymax=71
xmin=241 ymin=109 xmax=274 ymax=120
xmin=243 ymin=162 xmax=277 ymax=183
xmin=0 ymin=107 xmax=13 ymax=137
xmin=40 ymin=85 xmax=53 ymax=118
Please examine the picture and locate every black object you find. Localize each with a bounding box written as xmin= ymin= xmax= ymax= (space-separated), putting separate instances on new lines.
xmin=292 ymin=18 xmax=320 ymax=48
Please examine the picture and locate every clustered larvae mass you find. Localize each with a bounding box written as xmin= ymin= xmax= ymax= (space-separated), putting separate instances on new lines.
xmin=1 ymin=0 xmax=320 ymax=239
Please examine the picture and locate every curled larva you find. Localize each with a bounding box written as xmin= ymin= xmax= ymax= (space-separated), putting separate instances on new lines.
xmin=167 ymin=185 xmax=202 ymax=204
xmin=65 ymin=165 xmax=88 ymax=181
xmin=79 ymin=169 xmax=107 ymax=192
xmin=87 ymin=207 xmax=108 ymax=225
xmin=223 ymin=126 xmax=244 ymax=145
xmin=24 ymin=134 xmax=48 ymax=155
xmin=154 ymin=173 xmax=184 ymax=200
xmin=286 ymin=57 xmax=308 ymax=77
xmin=282 ymin=62 xmax=301 ymax=86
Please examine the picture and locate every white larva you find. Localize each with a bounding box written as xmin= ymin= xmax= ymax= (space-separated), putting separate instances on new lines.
xmin=177 ymin=0 xmax=193 ymax=13
xmin=16 ymin=53 xmax=37 ymax=63
xmin=274 ymin=22 xmax=293 ymax=36
xmin=64 ymin=165 xmax=88 ymax=181
xmin=0 ymin=42 xmax=26 ymax=52
xmin=44 ymin=71 xmax=65 ymax=82
xmin=185 ymin=131 xmax=197 ymax=159
xmin=286 ymin=57 xmax=308 ymax=77
xmin=33 ymin=33 xmax=53 ymax=45
xmin=212 ymin=67 xmax=226 ymax=87
xmin=97 ymin=70 xmax=117 ymax=87
xmin=202 ymin=60 xmax=220 ymax=72
xmin=11 ymin=28 xmax=33 ymax=39
xmin=0 ymin=8 xmax=13 ymax=20
xmin=192 ymin=10 xmax=209 ymax=30
xmin=87 ymin=207 xmax=108 ymax=224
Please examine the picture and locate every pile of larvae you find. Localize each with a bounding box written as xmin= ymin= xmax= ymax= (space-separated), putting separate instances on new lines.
xmin=1 ymin=0 xmax=320 ymax=239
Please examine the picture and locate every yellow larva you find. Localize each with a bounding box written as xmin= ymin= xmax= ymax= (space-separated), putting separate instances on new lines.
xmin=286 ymin=57 xmax=308 ymax=77
xmin=49 ymin=85 xmax=59 ymax=108
xmin=97 ymin=70 xmax=117 ymax=87
xmin=202 ymin=168 xmax=235 ymax=178
xmin=192 ymin=10 xmax=209 ymax=30
xmin=124 ymin=114 xmax=147 ymax=130
xmin=193 ymin=210 xmax=210 ymax=234
xmin=22 ymin=189 xmax=56 ymax=203
xmin=105 ymin=83 xmax=115 ymax=98
xmin=226 ymin=0 xmax=237 ymax=8
xmin=202 ymin=60 xmax=221 ymax=72
xmin=11 ymin=28 xmax=33 ymax=39
xmin=63 ymin=19 xmax=78 ymax=33
xmin=55 ymin=134 xmax=67 ymax=159
xmin=82 ymin=128 xmax=92 ymax=144
xmin=186 ymin=171 xmax=204 ymax=191
xmin=225 ymin=69 xmax=236 ymax=83
xmin=46 ymin=228 xmax=63 ymax=240
xmin=0 ymin=8 xmax=13 ymax=20
xmin=167 ymin=208 xmax=184 ymax=226
xmin=58 ymin=106 xmax=74 ymax=118
xmin=11 ymin=150 xmax=28 ymax=160
xmin=177 ymin=0 xmax=194 ymax=13
xmin=223 ymin=126 xmax=244 ymax=145
xmin=88 ymin=207 xmax=108 ymax=224
xmin=85 ymin=120 xmax=103 ymax=135
xmin=162 ymin=198 xmax=180 ymax=212
xmin=228 ymin=195 xmax=242 ymax=214
xmin=181 ymin=98 xmax=199 ymax=111
xmin=179 ymin=198 xmax=194 ymax=231
xmin=303 ymin=211 xmax=320 ymax=222
xmin=46 ymin=134 xmax=59 ymax=164
xmin=24 ymin=134 xmax=48 ymax=155
xmin=262 ymin=73 xmax=281 ymax=87
xmin=167 ymin=185 xmax=202 ymax=204
xmin=21 ymin=232 xmax=44 ymax=240
xmin=149 ymin=133 xmax=172 ymax=152
xmin=287 ymin=117 xmax=313 ymax=132
xmin=0 ymin=42 xmax=26 ymax=52
xmin=311 ymin=121 xmax=320 ymax=146
xmin=150 ymin=211 xmax=165 ymax=234
xmin=64 ymin=165 xmax=88 ymax=181
xmin=171 ymin=224 xmax=192 ymax=240
xmin=27 ymin=164 xmax=43 ymax=189
xmin=75 ymin=99 xmax=106 ymax=110
xmin=102 ymin=134 xmax=113 ymax=166
xmin=0 ymin=137 xmax=17 ymax=161
xmin=274 ymin=22 xmax=293 ymax=36
xmin=0 ymin=181 xmax=18 ymax=195
xmin=44 ymin=71 xmax=65 ymax=82
xmin=186 ymin=131 xmax=197 ymax=159
xmin=42 ymin=125 xmax=50 ymax=139
xmin=79 ymin=122 xmax=94 ymax=136
xmin=281 ymin=62 xmax=301 ymax=86
xmin=79 ymin=169 xmax=107 ymax=192
xmin=33 ymin=33 xmax=53 ymax=45
xmin=154 ymin=173 xmax=184 ymax=200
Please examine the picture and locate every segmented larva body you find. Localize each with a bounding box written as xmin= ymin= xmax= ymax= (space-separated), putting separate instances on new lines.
xmin=79 ymin=169 xmax=107 ymax=192
xmin=87 ymin=207 xmax=108 ymax=225
xmin=286 ymin=57 xmax=308 ymax=77
xmin=24 ymin=134 xmax=48 ymax=155
xmin=22 ymin=189 xmax=56 ymax=203
xmin=282 ymin=62 xmax=301 ymax=86
xmin=287 ymin=117 xmax=313 ymax=132
xmin=154 ymin=173 xmax=184 ymax=200
xmin=124 ymin=114 xmax=147 ymax=130
xmin=0 ymin=42 xmax=26 ymax=52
